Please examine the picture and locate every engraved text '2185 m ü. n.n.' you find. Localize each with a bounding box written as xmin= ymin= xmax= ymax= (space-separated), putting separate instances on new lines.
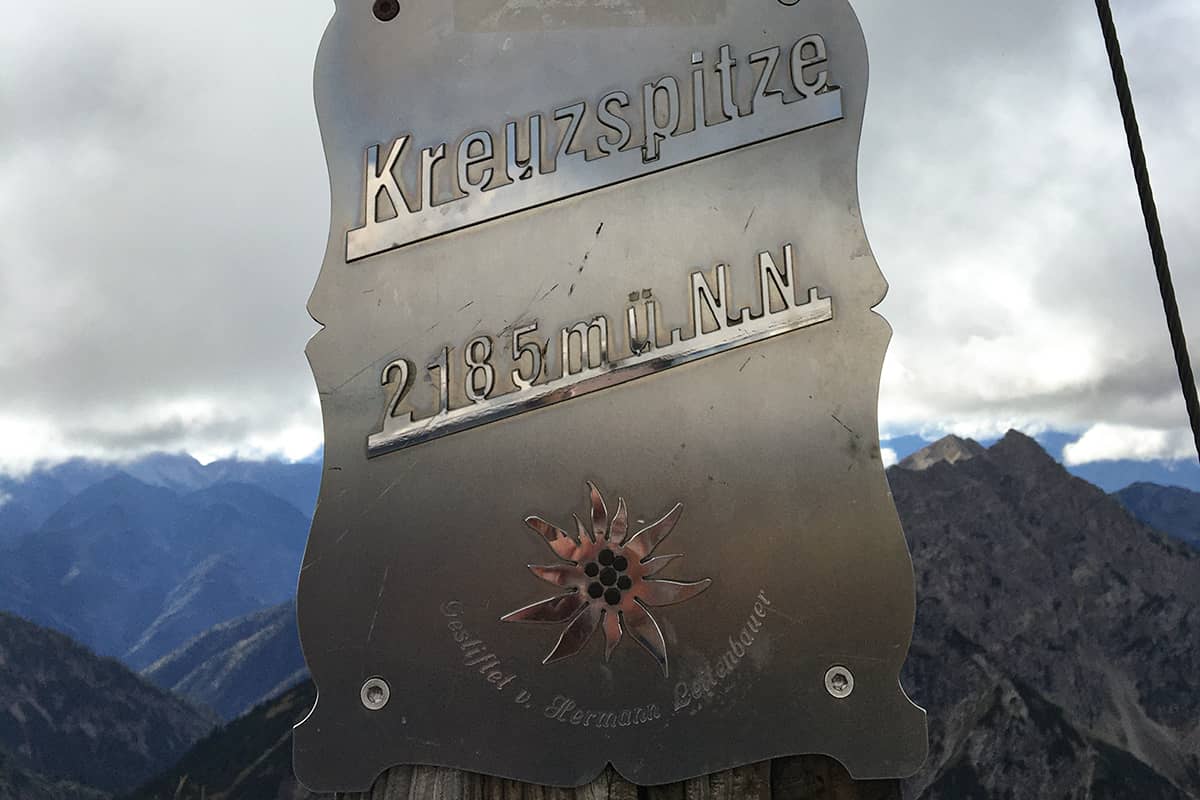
xmin=366 ymin=242 xmax=833 ymax=458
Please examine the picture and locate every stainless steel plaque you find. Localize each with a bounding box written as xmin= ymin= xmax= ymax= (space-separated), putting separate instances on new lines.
xmin=296 ymin=0 xmax=927 ymax=790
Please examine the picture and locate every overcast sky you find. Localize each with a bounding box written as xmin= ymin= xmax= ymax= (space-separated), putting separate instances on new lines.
xmin=0 ymin=0 xmax=1197 ymax=475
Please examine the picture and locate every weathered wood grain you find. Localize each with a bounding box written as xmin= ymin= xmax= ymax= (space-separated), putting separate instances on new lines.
xmin=336 ymin=757 xmax=898 ymax=799
xmin=771 ymin=757 xmax=902 ymax=800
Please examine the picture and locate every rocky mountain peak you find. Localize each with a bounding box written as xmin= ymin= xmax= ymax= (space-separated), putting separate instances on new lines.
xmin=898 ymin=434 xmax=986 ymax=471
xmin=887 ymin=432 xmax=1200 ymax=797
xmin=982 ymin=429 xmax=1079 ymax=492
xmin=989 ymin=429 xmax=1058 ymax=465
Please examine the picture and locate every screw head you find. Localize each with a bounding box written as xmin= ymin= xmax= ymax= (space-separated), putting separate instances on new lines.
xmin=361 ymin=677 xmax=391 ymax=710
xmin=373 ymin=0 xmax=400 ymax=22
xmin=824 ymin=666 xmax=854 ymax=699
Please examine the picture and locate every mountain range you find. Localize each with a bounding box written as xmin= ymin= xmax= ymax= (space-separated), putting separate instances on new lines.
xmin=0 ymin=455 xmax=320 ymax=671
xmin=894 ymin=432 xmax=1200 ymax=797
xmin=0 ymin=454 xmax=319 ymax=547
xmin=2 ymin=437 xmax=1198 ymax=796
xmin=107 ymin=432 xmax=1200 ymax=799
xmin=882 ymin=431 xmax=1200 ymax=492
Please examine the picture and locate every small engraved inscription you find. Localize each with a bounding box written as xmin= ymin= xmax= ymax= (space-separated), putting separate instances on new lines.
xmin=543 ymin=695 xmax=662 ymax=728
xmin=673 ymin=590 xmax=773 ymax=713
xmin=367 ymin=241 xmax=833 ymax=458
xmin=501 ymin=483 xmax=711 ymax=677
xmin=442 ymin=601 xmax=520 ymax=691
xmin=348 ymin=35 xmax=841 ymax=260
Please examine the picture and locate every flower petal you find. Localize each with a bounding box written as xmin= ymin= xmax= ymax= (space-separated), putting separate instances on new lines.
xmin=622 ymin=601 xmax=669 ymax=677
xmin=501 ymin=592 xmax=585 ymax=624
xmin=525 ymin=515 xmax=581 ymax=561
xmin=639 ymin=553 xmax=681 ymax=577
xmin=636 ymin=578 xmax=712 ymax=607
xmin=588 ymin=481 xmax=609 ymax=541
xmin=527 ymin=564 xmax=578 ymax=588
xmin=624 ymin=503 xmax=683 ymax=559
xmin=609 ymin=497 xmax=629 ymax=544
xmin=603 ymin=608 xmax=623 ymax=661
xmin=544 ymin=603 xmax=602 ymax=664
xmin=575 ymin=514 xmax=594 ymax=545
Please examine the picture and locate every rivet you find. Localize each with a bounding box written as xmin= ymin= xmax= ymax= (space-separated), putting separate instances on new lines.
xmin=361 ymin=677 xmax=391 ymax=710
xmin=824 ymin=666 xmax=854 ymax=699
xmin=373 ymin=0 xmax=400 ymax=22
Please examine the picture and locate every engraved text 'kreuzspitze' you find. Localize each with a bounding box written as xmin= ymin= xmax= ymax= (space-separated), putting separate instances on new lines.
xmin=350 ymin=34 xmax=841 ymax=260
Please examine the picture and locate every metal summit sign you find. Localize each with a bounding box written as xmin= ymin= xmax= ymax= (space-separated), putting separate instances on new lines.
xmin=295 ymin=0 xmax=927 ymax=790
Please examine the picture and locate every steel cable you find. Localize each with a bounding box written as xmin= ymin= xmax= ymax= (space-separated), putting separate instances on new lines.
xmin=1095 ymin=0 xmax=1200 ymax=464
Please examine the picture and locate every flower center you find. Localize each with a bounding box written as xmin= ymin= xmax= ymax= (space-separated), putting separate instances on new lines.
xmin=586 ymin=548 xmax=632 ymax=605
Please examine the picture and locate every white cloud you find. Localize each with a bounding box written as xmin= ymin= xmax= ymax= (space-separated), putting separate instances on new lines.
xmin=1063 ymin=424 xmax=1198 ymax=465
xmin=0 ymin=395 xmax=323 ymax=476
xmin=190 ymin=423 xmax=324 ymax=466
xmin=880 ymin=448 xmax=899 ymax=468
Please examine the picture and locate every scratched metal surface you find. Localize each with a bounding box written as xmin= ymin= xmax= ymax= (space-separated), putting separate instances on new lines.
xmin=296 ymin=0 xmax=926 ymax=790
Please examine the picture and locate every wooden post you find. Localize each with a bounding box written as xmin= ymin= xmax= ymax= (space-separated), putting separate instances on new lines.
xmin=336 ymin=757 xmax=900 ymax=799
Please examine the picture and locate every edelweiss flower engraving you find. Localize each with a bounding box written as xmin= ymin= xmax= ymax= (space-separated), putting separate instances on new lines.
xmin=502 ymin=482 xmax=712 ymax=676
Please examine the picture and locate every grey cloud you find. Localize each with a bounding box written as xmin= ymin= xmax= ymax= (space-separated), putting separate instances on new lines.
xmin=0 ymin=1 xmax=330 ymax=469
xmin=0 ymin=28 xmax=158 ymax=152
xmin=856 ymin=0 xmax=1200 ymax=442
xmin=65 ymin=413 xmax=260 ymax=454
xmin=0 ymin=0 xmax=1197 ymax=470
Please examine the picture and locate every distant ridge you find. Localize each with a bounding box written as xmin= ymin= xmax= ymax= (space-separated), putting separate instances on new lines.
xmin=0 ymin=472 xmax=313 ymax=670
xmin=123 ymin=682 xmax=317 ymax=800
xmin=1114 ymin=482 xmax=1200 ymax=550
xmin=0 ymin=452 xmax=321 ymax=530
xmin=0 ymin=749 xmax=108 ymax=800
xmin=143 ymin=600 xmax=306 ymax=721
xmin=0 ymin=612 xmax=215 ymax=794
